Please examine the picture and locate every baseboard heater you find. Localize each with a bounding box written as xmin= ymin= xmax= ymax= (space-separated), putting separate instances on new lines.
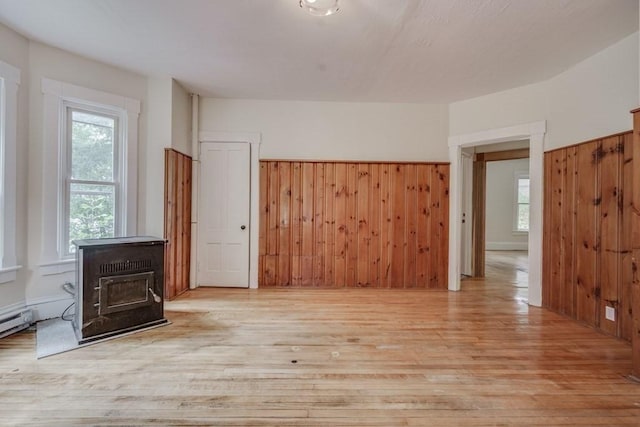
xmin=0 ymin=308 xmax=33 ymax=339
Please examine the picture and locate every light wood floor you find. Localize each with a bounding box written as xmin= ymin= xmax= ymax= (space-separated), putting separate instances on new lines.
xmin=2 ymin=265 xmax=639 ymax=426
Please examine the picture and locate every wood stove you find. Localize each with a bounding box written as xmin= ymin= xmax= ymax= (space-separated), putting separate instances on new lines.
xmin=73 ymin=236 xmax=167 ymax=344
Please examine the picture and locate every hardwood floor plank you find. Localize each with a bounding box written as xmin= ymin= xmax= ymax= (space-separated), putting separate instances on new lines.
xmin=1 ymin=263 xmax=639 ymax=426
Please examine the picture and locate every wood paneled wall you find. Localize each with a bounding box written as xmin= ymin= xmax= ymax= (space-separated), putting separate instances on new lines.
xmin=630 ymin=109 xmax=640 ymax=378
xmin=542 ymin=131 xmax=633 ymax=341
xmin=259 ymin=161 xmax=449 ymax=288
xmin=164 ymin=148 xmax=192 ymax=300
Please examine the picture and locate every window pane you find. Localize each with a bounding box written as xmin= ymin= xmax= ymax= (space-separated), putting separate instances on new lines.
xmin=68 ymin=183 xmax=115 ymax=253
xmin=71 ymin=110 xmax=115 ymax=182
xmin=518 ymin=204 xmax=529 ymax=231
xmin=518 ymin=178 xmax=529 ymax=203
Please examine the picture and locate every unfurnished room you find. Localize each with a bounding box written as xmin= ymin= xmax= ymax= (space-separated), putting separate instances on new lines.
xmin=1 ymin=0 xmax=640 ymax=425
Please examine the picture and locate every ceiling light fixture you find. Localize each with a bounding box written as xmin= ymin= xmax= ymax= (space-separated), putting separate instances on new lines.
xmin=299 ymin=0 xmax=340 ymax=17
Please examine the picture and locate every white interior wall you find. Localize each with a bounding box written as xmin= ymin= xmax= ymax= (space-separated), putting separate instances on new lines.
xmin=200 ymin=99 xmax=450 ymax=161
xmin=0 ymin=23 xmax=28 ymax=313
xmin=143 ymin=77 xmax=172 ymax=238
xmin=25 ymin=41 xmax=148 ymax=319
xmin=171 ymin=79 xmax=192 ymax=156
xmin=450 ymin=32 xmax=639 ymax=149
xmin=485 ymin=158 xmax=529 ymax=250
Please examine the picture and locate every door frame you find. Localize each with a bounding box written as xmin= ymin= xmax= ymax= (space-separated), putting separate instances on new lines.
xmin=460 ymin=151 xmax=473 ymax=276
xmin=196 ymin=132 xmax=261 ymax=289
xmin=471 ymin=147 xmax=530 ymax=278
xmin=448 ymin=121 xmax=546 ymax=307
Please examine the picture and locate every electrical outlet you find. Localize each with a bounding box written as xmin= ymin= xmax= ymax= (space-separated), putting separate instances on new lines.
xmin=605 ymin=306 xmax=616 ymax=322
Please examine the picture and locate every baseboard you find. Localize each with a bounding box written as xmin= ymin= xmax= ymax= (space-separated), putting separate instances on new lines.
xmin=486 ymin=242 xmax=528 ymax=251
xmin=27 ymin=295 xmax=74 ymax=322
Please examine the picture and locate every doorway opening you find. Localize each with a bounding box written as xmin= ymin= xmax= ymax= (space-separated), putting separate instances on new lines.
xmin=447 ymin=121 xmax=546 ymax=307
xmin=463 ymin=142 xmax=530 ymax=292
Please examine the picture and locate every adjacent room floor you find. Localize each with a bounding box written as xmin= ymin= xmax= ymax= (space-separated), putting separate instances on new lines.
xmin=1 ymin=266 xmax=639 ymax=426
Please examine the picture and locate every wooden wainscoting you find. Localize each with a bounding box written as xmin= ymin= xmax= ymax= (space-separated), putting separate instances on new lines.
xmin=259 ymin=161 xmax=449 ymax=288
xmin=542 ymin=131 xmax=633 ymax=341
xmin=164 ymin=148 xmax=192 ymax=299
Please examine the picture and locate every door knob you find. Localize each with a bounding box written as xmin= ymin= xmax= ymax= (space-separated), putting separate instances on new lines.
xmin=241 ymin=225 xmax=246 ymax=230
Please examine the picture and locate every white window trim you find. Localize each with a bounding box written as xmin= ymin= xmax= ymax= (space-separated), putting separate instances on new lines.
xmin=40 ymin=78 xmax=139 ymax=269
xmin=0 ymin=60 xmax=22 ymax=284
xmin=513 ymin=171 xmax=529 ymax=234
xmin=61 ymin=104 xmax=121 ymax=257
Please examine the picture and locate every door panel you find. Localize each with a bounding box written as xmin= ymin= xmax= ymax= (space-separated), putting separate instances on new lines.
xmin=198 ymin=142 xmax=250 ymax=287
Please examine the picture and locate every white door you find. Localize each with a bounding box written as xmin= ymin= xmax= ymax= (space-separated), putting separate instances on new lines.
xmin=197 ymin=142 xmax=250 ymax=287
xmin=460 ymin=151 xmax=473 ymax=277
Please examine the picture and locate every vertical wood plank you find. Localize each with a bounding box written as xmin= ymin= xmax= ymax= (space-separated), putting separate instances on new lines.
xmin=542 ymin=152 xmax=552 ymax=307
xmin=314 ymin=163 xmax=325 ymax=286
xmin=369 ymin=164 xmax=381 ymax=288
xmin=575 ymin=141 xmax=599 ymax=327
xmin=334 ymin=163 xmax=347 ymax=287
xmin=433 ymin=164 xmax=449 ymax=288
xmin=548 ymin=149 xmax=564 ymax=313
xmin=278 ymin=162 xmax=291 ymax=286
xmin=183 ymin=157 xmax=192 ymax=294
xmin=563 ymin=147 xmax=577 ymax=317
xmin=620 ymin=132 xmax=633 ymax=341
xmin=440 ymin=165 xmax=450 ymax=288
xmin=599 ymin=136 xmax=621 ymax=335
xmin=404 ymin=164 xmax=417 ymax=288
xmin=357 ymin=164 xmax=370 ymax=287
xmin=291 ymin=162 xmax=302 ymax=287
xmin=472 ymin=160 xmax=486 ymax=277
xmin=345 ymin=164 xmax=358 ymax=287
xmin=164 ymin=150 xmax=175 ymax=298
xmin=390 ymin=164 xmax=406 ymax=288
xmin=258 ymin=162 xmax=268 ymax=286
xmin=631 ymin=111 xmax=640 ymax=377
xmin=324 ymin=163 xmax=335 ymax=286
xmin=380 ymin=164 xmax=391 ymax=288
xmin=301 ymin=163 xmax=315 ymax=286
xmin=175 ymin=155 xmax=184 ymax=295
xmin=264 ymin=162 xmax=280 ymax=287
xmin=416 ymin=165 xmax=431 ymax=288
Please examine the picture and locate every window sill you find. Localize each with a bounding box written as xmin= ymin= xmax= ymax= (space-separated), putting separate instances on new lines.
xmin=512 ymin=230 xmax=529 ymax=236
xmin=39 ymin=259 xmax=76 ymax=276
xmin=0 ymin=265 xmax=22 ymax=284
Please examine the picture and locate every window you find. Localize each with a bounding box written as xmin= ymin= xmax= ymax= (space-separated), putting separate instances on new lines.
xmin=62 ymin=107 xmax=120 ymax=255
xmin=515 ymin=174 xmax=530 ymax=232
xmin=0 ymin=59 xmax=21 ymax=283
xmin=41 ymin=78 xmax=139 ymax=268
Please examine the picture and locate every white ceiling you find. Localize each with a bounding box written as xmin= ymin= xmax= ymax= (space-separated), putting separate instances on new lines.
xmin=0 ymin=0 xmax=637 ymax=103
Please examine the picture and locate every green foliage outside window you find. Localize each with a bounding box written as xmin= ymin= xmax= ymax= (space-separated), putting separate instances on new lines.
xmin=67 ymin=111 xmax=116 ymax=253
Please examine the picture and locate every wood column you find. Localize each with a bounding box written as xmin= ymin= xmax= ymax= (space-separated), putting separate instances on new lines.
xmin=164 ymin=148 xmax=193 ymax=300
xmin=631 ymin=108 xmax=640 ymax=379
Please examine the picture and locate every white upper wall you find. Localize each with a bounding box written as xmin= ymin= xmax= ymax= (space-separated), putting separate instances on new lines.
xmin=200 ymin=99 xmax=450 ymax=162
xmin=0 ymin=23 xmax=28 ymax=311
xmin=450 ymin=32 xmax=639 ymax=151
xmin=171 ymin=80 xmax=192 ymax=156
